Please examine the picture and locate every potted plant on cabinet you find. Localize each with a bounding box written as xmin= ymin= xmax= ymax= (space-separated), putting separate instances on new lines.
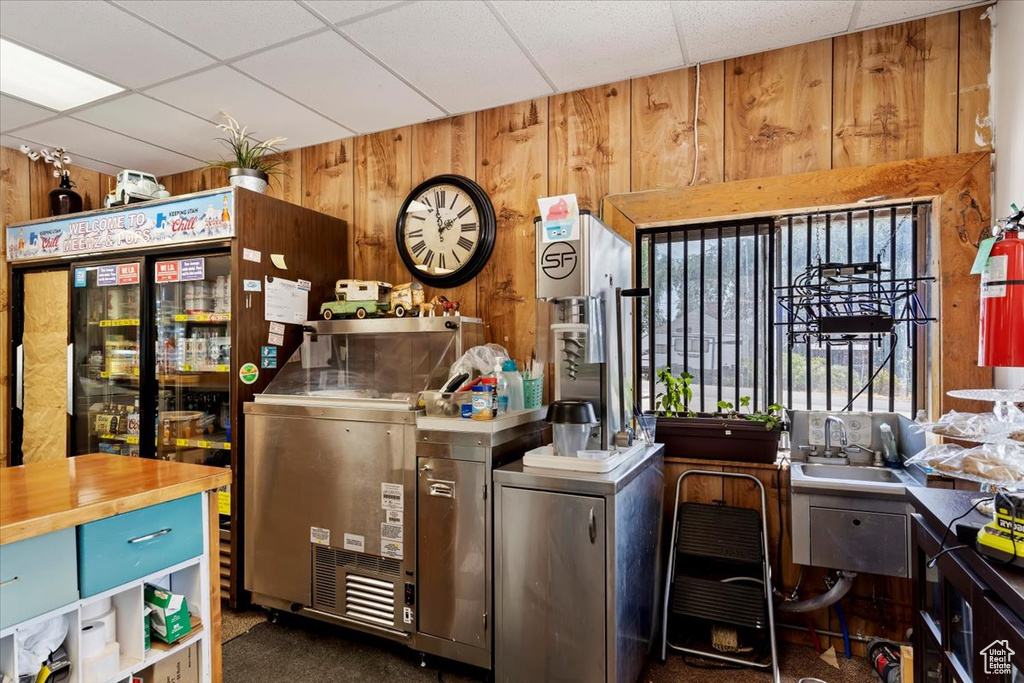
xmin=206 ymin=112 xmax=286 ymax=194
xmin=20 ymin=145 xmax=82 ymax=216
xmin=653 ymin=368 xmax=786 ymax=464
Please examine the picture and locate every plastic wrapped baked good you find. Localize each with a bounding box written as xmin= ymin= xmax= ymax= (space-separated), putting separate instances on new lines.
xmin=958 ymin=444 xmax=1024 ymax=484
xmin=906 ymin=443 xmax=965 ymax=472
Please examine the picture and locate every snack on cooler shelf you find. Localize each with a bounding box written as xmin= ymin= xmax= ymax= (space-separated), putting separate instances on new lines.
xmin=1011 ymin=429 xmax=1024 ymax=443
xmin=958 ymin=444 xmax=1024 ymax=483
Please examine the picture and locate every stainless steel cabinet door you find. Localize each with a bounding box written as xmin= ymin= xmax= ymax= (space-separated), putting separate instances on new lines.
xmin=417 ymin=457 xmax=487 ymax=647
xmin=498 ymin=488 xmax=606 ymax=683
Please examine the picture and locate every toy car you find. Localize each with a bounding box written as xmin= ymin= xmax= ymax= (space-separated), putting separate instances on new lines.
xmin=104 ymin=170 xmax=171 ymax=208
xmin=320 ymin=280 xmax=392 ymax=320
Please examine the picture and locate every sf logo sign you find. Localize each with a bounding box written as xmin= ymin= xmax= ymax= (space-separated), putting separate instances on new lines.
xmin=541 ymin=242 xmax=578 ymax=281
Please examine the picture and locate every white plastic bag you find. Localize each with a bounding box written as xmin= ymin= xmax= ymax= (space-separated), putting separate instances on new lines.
xmin=448 ymin=344 xmax=510 ymax=387
xmin=16 ymin=613 xmax=69 ymax=678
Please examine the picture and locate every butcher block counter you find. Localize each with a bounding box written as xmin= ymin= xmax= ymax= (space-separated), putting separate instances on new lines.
xmin=0 ymin=454 xmax=231 ymax=683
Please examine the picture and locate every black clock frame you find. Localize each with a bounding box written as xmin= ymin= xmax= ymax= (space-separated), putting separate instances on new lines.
xmin=395 ymin=174 xmax=496 ymax=288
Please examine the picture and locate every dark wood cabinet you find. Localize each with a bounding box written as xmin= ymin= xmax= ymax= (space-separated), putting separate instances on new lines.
xmin=911 ymin=488 xmax=1024 ymax=683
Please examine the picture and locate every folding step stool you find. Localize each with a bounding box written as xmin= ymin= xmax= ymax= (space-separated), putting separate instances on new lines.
xmin=660 ymin=469 xmax=781 ymax=683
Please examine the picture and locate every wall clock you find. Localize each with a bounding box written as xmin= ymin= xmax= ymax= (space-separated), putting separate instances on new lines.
xmin=396 ymin=174 xmax=496 ymax=288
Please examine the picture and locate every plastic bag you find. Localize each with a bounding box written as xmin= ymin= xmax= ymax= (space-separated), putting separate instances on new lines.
xmin=16 ymin=613 xmax=69 ymax=677
xmin=447 ymin=344 xmax=510 ymax=389
xmin=957 ymin=444 xmax=1024 ymax=484
xmin=905 ymin=443 xmax=965 ymax=473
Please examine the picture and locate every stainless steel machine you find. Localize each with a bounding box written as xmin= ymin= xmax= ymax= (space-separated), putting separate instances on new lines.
xmin=535 ymin=211 xmax=632 ymax=449
xmin=490 ymin=212 xmax=663 ymax=683
xmin=244 ymin=316 xmax=482 ymax=642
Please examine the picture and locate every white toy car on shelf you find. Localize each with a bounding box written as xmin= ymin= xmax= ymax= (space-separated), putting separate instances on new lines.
xmin=104 ymin=170 xmax=171 ymax=208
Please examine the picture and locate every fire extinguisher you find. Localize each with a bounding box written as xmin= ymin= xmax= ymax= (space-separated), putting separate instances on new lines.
xmin=979 ymin=208 xmax=1024 ymax=367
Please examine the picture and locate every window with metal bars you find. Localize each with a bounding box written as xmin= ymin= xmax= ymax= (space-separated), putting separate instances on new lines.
xmin=636 ymin=202 xmax=931 ymax=417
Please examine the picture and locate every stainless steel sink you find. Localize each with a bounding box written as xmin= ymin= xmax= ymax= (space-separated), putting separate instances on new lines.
xmin=799 ymin=464 xmax=902 ymax=483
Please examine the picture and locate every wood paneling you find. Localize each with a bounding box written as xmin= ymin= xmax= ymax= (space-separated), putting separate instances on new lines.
xmin=300 ymin=139 xmax=354 ymax=275
xmin=726 ymin=40 xmax=832 ymax=180
xmin=411 ymin=115 xmax=478 ymax=314
xmin=167 ymin=167 xmax=229 ymax=197
xmin=1 ymin=148 xmax=30 ymax=467
xmin=549 ymin=81 xmax=631 ymax=215
xmin=833 ymin=14 xmax=959 ymax=168
xmin=476 ymin=99 xmax=548 ymax=363
xmin=265 ymin=149 xmax=302 ymax=205
xmin=632 ymin=63 xmax=725 ymax=192
xmin=353 ymin=128 xmax=411 ymax=285
xmin=958 ymin=6 xmax=993 ymax=152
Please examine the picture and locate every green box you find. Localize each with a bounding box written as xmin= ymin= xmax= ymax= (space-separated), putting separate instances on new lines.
xmin=143 ymin=606 xmax=152 ymax=651
xmin=144 ymin=584 xmax=192 ymax=644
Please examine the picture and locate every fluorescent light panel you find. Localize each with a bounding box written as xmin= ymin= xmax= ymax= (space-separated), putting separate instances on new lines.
xmin=0 ymin=39 xmax=123 ymax=112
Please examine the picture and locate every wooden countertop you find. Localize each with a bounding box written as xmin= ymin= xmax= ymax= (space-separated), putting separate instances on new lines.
xmin=1 ymin=454 xmax=232 ymax=545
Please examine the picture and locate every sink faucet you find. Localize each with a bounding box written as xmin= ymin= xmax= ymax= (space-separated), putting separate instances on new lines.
xmin=823 ymin=416 xmax=848 ymax=456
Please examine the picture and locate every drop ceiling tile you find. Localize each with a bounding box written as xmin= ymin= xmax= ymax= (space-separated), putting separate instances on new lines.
xmin=114 ymin=1 xmax=326 ymax=60
xmin=70 ymin=154 xmax=124 ymax=177
xmin=144 ymin=66 xmax=352 ymax=150
xmin=490 ymin=1 xmax=683 ymax=91
xmin=72 ymin=94 xmax=221 ymax=161
xmin=343 ymin=1 xmax=551 ymax=113
xmin=14 ymin=118 xmax=201 ymax=176
xmin=304 ymin=1 xmax=405 ymax=25
xmin=0 ymin=1 xmax=213 ymax=89
xmin=853 ymin=0 xmax=974 ymax=29
xmin=235 ymin=31 xmax=443 ymax=133
xmin=675 ymin=0 xmax=856 ymax=63
xmin=1 ymin=95 xmax=57 ymax=132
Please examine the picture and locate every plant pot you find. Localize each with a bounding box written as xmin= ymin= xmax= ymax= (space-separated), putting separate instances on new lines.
xmin=49 ymin=173 xmax=82 ymax=216
xmin=228 ymin=167 xmax=269 ymax=194
xmin=655 ymin=414 xmax=782 ymax=464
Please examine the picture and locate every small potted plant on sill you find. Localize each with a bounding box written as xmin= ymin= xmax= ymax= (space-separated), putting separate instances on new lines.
xmin=653 ymin=368 xmax=786 ymax=464
xmin=206 ymin=111 xmax=286 ymax=194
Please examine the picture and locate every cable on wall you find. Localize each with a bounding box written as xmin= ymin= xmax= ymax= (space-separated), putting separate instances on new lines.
xmin=689 ymin=62 xmax=701 ymax=187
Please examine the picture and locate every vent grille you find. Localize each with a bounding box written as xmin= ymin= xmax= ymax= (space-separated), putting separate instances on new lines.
xmin=345 ymin=574 xmax=396 ymax=627
xmin=333 ymin=548 xmax=401 ymax=578
xmin=313 ymin=545 xmax=337 ymax=610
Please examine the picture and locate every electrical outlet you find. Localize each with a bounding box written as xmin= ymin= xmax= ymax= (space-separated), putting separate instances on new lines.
xmin=404 ymin=606 xmax=413 ymax=624
xmin=807 ymin=412 xmax=873 ymax=448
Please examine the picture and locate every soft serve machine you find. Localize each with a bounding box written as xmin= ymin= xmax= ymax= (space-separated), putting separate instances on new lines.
xmin=534 ymin=210 xmax=634 ymax=452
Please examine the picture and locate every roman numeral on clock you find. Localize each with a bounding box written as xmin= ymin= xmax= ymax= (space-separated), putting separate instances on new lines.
xmin=411 ymin=240 xmax=427 ymax=257
xmin=461 ymin=223 xmax=476 ymax=232
xmin=449 ymin=193 xmax=459 ymax=209
xmin=457 ymin=236 xmax=474 ymax=251
xmin=407 ymin=228 xmax=423 ymax=239
xmin=439 ymin=253 xmax=446 ymax=270
xmin=411 ymin=214 xmax=425 ymax=221
xmin=457 ymin=205 xmax=472 ymax=219
xmin=424 ymin=249 xmax=435 ymax=267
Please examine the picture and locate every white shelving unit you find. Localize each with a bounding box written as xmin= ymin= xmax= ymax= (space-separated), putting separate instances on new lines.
xmin=0 ymin=497 xmax=213 ymax=683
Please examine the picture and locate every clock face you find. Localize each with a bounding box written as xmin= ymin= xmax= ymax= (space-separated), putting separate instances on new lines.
xmin=396 ymin=174 xmax=496 ymax=288
xmin=402 ymin=182 xmax=480 ymax=276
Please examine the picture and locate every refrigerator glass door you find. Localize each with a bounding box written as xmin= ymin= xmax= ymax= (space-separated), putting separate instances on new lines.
xmin=153 ymin=253 xmax=232 ymax=468
xmin=72 ymin=261 xmax=142 ymax=457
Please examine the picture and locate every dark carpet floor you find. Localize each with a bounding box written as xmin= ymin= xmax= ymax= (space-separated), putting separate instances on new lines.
xmin=223 ymin=613 xmax=876 ymax=683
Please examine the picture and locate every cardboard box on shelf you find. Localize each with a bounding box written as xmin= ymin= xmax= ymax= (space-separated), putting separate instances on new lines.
xmin=138 ymin=642 xmax=200 ymax=683
xmin=145 ymin=584 xmax=192 ymax=644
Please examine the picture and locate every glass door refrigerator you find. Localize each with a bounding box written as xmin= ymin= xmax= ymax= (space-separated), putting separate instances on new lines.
xmin=7 ymin=187 xmax=347 ymax=607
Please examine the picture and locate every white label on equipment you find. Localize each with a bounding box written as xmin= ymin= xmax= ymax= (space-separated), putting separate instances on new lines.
xmin=386 ymin=510 xmax=403 ymax=525
xmin=403 ymin=606 xmax=413 ymax=624
xmin=310 ymin=526 xmax=330 ymax=546
xmin=243 ymin=247 xmax=261 ymax=263
xmin=381 ymin=483 xmax=403 ymax=511
xmin=982 ymin=254 xmax=1009 ymax=298
xmin=343 ymin=533 xmax=365 ymax=552
xmin=381 ymin=540 xmax=403 ymax=559
xmin=381 ymin=522 xmax=403 ymax=542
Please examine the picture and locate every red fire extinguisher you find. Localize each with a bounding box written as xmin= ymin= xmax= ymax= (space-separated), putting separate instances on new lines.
xmin=979 ymin=209 xmax=1024 ymax=367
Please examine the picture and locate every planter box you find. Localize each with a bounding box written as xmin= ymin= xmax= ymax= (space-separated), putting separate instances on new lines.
xmin=655 ymin=414 xmax=781 ymax=464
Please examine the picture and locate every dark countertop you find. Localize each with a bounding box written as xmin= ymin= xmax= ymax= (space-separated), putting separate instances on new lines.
xmin=909 ymin=486 xmax=1024 ymax=616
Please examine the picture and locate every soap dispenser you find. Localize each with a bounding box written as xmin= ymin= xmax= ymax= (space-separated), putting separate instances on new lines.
xmin=879 ymin=423 xmax=900 ymax=468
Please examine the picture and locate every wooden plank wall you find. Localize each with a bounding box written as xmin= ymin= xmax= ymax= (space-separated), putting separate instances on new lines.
xmin=150 ymin=8 xmax=993 ymax=366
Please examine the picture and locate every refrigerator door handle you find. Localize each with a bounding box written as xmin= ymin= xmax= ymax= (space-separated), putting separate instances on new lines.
xmin=15 ymin=344 xmax=24 ymax=410
xmin=67 ymin=343 xmax=74 ymax=416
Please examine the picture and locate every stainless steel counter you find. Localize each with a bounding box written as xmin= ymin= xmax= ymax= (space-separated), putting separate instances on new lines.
xmin=493 ymin=442 xmax=661 ymax=495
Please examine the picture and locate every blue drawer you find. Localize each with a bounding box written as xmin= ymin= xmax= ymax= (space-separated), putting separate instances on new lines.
xmin=78 ymin=495 xmax=203 ymax=597
xmin=0 ymin=528 xmax=79 ymax=629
